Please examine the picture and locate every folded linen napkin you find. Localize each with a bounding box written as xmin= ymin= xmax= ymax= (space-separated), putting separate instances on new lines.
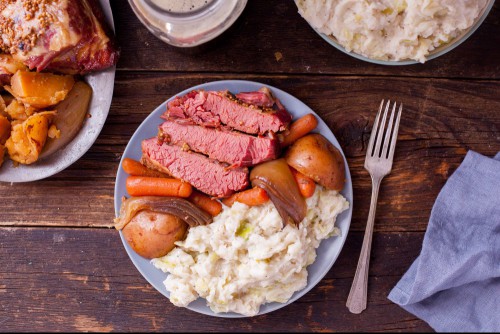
xmin=388 ymin=151 xmax=500 ymax=332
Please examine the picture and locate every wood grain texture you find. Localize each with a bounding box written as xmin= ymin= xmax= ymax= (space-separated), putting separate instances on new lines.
xmin=1 ymin=1 xmax=499 ymax=332
xmin=1 ymin=74 xmax=498 ymax=231
xmin=111 ymin=0 xmax=500 ymax=79
xmin=0 ymin=227 xmax=431 ymax=332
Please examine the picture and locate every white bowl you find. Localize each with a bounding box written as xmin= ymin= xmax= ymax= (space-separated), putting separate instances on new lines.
xmin=312 ymin=0 xmax=495 ymax=66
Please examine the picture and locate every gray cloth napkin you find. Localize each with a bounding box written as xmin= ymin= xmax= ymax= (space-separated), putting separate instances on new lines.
xmin=388 ymin=151 xmax=500 ymax=332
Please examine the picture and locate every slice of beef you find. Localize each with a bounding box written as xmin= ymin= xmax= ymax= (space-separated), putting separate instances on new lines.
xmin=142 ymin=138 xmax=249 ymax=198
xmin=235 ymin=87 xmax=275 ymax=108
xmin=164 ymin=89 xmax=292 ymax=135
xmin=159 ymin=120 xmax=279 ymax=167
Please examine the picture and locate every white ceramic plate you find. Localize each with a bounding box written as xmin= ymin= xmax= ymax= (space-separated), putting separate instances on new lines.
xmin=0 ymin=0 xmax=116 ymax=182
xmin=114 ymin=80 xmax=353 ymax=317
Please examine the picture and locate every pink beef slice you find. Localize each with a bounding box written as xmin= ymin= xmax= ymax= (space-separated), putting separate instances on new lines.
xmin=159 ymin=120 xmax=280 ymax=167
xmin=141 ymin=138 xmax=249 ymax=198
xmin=164 ymin=90 xmax=292 ymax=135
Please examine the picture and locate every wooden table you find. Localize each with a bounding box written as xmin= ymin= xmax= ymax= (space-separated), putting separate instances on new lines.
xmin=1 ymin=1 xmax=499 ymax=332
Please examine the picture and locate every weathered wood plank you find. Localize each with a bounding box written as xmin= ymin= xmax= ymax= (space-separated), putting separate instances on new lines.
xmin=0 ymin=73 xmax=500 ymax=231
xmin=0 ymin=227 xmax=432 ymax=332
xmin=111 ymin=0 xmax=500 ymax=79
xmin=1 ymin=74 xmax=498 ymax=231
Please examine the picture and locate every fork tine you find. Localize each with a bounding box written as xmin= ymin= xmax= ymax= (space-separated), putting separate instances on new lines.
xmin=381 ymin=101 xmax=397 ymax=159
xmin=373 ymin=100 xmax=390 ymax=158
xmin=388 ymin=103 xmax=403 ymax=161
xmin=367 ymin=100 xmax=384 ymax=157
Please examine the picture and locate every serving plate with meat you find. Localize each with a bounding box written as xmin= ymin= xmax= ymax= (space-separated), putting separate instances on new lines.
xmin=0 ymin=0 xmax=118 ymax=182
xmin=114 ymin=80 xmax=353 ymax=317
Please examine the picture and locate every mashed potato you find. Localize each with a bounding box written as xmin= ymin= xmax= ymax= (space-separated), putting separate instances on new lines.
xmin=296 ymin=0 xmax=488 ymax=62
xmin=152 ymin=186 xmax=349 ymax=316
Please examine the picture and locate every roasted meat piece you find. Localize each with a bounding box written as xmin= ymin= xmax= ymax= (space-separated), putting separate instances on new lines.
xmin=0 ymin=0 xmax=119 ymax=74
xmin=164 ymin=89 xmax=292 ymax=135
xmin=159 ymin=120 xmax=280 ymax=167
xmin=142 ymin=138 xmax=249 ymax=198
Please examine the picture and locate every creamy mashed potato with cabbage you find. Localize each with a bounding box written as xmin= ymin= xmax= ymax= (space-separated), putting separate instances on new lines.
xmin=152 ymin=186 xmax=349 ymax=316
xmin=296 ymin=0 xmax=488 ymax=62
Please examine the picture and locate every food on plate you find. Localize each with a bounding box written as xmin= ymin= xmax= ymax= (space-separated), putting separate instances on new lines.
xmin=122 ymin=210 xmax=188 ymax=259
xmin=0 ymin=54 xmax=26 ymax=85
xmin=0 ymin=0 xmax=119 ymax=170
xmin=221 ymin=187 xmax=270 ymax=207
xmin=151 ymin=185 xmax=348 ymax=316
xmin=0 ymin=115 xmax=10 ymax=143
xmin=40 ymin=81 xmax=93 ymax=159
xmin=285 ymin=134 xmax=346 ymax=191
xmin=280 ymin=113 xmax=318 ymax=147
xmin=165 ymin=87 xmax=292 ymax=134
xmin=290 ymin=167 xmax=316 ymax=198
xmin=0 ymin=0 xmax=119 ymax=74
xmin=6 ymin=111 xmax=56 ymax=164
xmin=159 ymin=120 xmax=280 ymax=167
xmin=141 ymin=138 xmax=249 ymax=198
xmin=295 ymin=0 xmax=488 ymax=63
xmin=251 ymin=158 xmax=307 ymax=226
xmin=188 ymin=190 xmax=223 ymax=217
xmin=126 ymin=176 xmax=193 ymax=198
xmin=115 ymin=86 xmax=350 ymax=315
xmin=122 ymin=157 xmax=170 ymax=178
xmin=8 ymin=71 xmax=75 ymax=109
xmin=115 ymin=196 xmax=213 ymax=231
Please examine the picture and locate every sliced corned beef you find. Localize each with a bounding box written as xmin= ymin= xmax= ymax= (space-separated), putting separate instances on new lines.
xmin=141 ymin=138 xmax=249 ymax=198
xmin=159 ymin=120 xmax=279 ymax=167
xmin=164 ymin=89 xmax=292 ymax=135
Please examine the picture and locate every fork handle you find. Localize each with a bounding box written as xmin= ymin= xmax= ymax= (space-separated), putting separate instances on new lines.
xmin=346 ymin=175 xmax=382 ymax=314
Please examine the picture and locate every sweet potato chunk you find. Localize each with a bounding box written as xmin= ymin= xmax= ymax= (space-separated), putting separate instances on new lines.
xmin=5 ymin=111 xmax=56 ymax=164
xmin=0 ymin=144 xmax=5 ymax=167
xmin=10 ymin=71 xmax=75 ymax=109
xmin=0 ymin=115 xmax=10 ymax=144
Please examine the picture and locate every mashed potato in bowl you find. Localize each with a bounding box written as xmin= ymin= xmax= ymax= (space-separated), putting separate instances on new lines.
xmin=152 ymin=185 xmax=349 ymax=316
xmin=296 ymin=0 xmax=489 ymax=63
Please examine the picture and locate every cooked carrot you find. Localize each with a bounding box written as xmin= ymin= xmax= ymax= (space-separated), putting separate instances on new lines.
xmin=222 ymin=187 xmax=270 ymax=207
xmin=290 ymin=168 xmax=316 ymax=198
xmin=126 ymin=176 xmax=192 ymax=197
xmin=122 ymin=158 xmax=170 ymax=178
xmin=188 ymin=190 xmax=223 ymax=217
xmin=280 ymin=114 xmax=318 ymax=147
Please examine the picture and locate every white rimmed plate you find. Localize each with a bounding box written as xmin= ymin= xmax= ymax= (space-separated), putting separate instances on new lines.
xmin=114 ymin=80 xmax=353 ymax=317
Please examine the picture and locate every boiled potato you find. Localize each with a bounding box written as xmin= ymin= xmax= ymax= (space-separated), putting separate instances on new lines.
xmin=122 ymin=210 xmax=188 ymax=259
xmin=9 ymin=70 xmax=74 ymax=109
xmin=5 ymin=111 xmax=55 ymax=164
xmin=285 ymin=133 xmax=346 ymax=191
xmin=40 ymin=81 xmax=92 ymax=159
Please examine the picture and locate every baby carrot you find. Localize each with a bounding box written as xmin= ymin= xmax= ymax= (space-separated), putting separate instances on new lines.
xmin=126 ymin=176 xmax=192 ymax=197
xmin=222 ymin=187 xmax=270 ymax=207
xmin=280 ymin=114 xmax=318 ymax=147
xmin=290 ymin=168 xmax=316 ymax=198
xmin=188 ymin=190 xmax=223 ymax=217
xmin=122 ymin=158 xmax=170 ymax=178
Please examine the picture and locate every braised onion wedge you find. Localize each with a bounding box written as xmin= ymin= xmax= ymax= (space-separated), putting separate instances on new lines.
xmin=250 ymin=158 xmax=307 ymax=227
xmin=114 ymin=196 xmax=212 ymax=230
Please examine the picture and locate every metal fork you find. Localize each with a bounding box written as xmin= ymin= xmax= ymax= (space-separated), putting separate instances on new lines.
xmin=346 ymin=100 xmax=403 ymax=314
